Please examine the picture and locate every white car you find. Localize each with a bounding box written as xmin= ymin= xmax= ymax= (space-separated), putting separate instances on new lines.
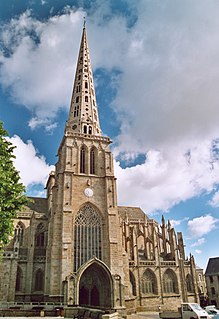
xmin=205 ymin=306 xmax=219 ymax=313
xmin=204 ymin=306 xmax=219 ymax=318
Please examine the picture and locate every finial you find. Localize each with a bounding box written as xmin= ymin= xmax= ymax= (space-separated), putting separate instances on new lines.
xmin=83 ymin=16 xmax=86 ymax=29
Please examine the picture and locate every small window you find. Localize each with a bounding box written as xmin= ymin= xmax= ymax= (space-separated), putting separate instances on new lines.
xmin=90 ymin=148 xmax=95 ymax=174
xmin=76 ymin=96 xmax=79 ymax=103
xmin=211 ymin=287 xmax=216 ymax=295
xmin=35 ymin=269 xmax=44 ymax=291
xmin=78 ymin=75 xmax=81 ymax=80
xmin=88 ymin=126 xmax=92 ymax=134
xmin=84 ymin=126 xmax=87 ymax=134
xmin=85 ymin=96 xmax=88 ymax=102
xmin=85 ymin=82 xmax=88 ymax=89
xmin=210 ymin=276 xmax=214 ymax=283
xmin=80 ymin=146 xmax=86 ymax=174
xmin=14 ymin=222 xmax=24 ymax=246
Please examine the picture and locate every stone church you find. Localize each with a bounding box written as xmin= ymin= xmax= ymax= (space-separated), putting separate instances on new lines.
xmin=0 ymin=23 xmax=199 ymax=314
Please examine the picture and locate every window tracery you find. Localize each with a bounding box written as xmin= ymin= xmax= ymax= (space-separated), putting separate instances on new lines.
xmin=163 ymin=269 xmax=178 ymax=294
xmin=14 ymin=222 xmax=24 ymax=246
xmin=74 ymin=205 xmax=102 ymax=272
xmin=142 ymin=269 xmax=157 ymax=294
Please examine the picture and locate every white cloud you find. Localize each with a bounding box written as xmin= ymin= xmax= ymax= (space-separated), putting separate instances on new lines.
xmin=191 ymin=238 xmax=205 ymax=247
xmin=187 ymin=215 xmax=219 ymax=239
xmin=208 ymin=190 xmax=219 ymax=207
xmin=169 ymin=217 xmax=189 ymax=227
xmin=2 ymin=2 xmax=219 ymax=212
xmin=8 ymin=135 xmax=54 ymax=187
xmin=115 ymin=139 xmax=219 ymax=212
xmin=195 ymin=249 xmax=202 ymax=254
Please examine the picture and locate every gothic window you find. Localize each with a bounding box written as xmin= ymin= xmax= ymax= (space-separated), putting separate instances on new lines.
xmin=211 ymin=287 xmax=216 ymax=295
xmin=85 ymin=81 xmax=88 ymax=89
xmin=129 ymin=271 xmax=136 ymax=296
xmin=85 ymin=96 xmax=88 ymax=102
xmin=83 ymin=125 xmax=87 ymax=134
xmin=35 ymin=269 xmax=44 ymax=291
xmin=186 ymin=274 xmax=194 ymax=292
xmin=142 ymin=269 xmax=157 ymax=294
xmin=74 ymin=204 xmax=102 ymax=272
xmin=35 ymin=223 xmax=46 ymax=248
xmin=163 ymin=269 xmax=178 ymax=294
xmin=90 ymin=147 xmax=96 ymax=174
xmin=80 ymin=146 xmax=88 ymax=174
xmin=15 ymin=266 xmax=23 ymax=292
xmin=14 ymin=222 xmax=24 ymax=246
xmin=74 ymin=105 xmax=79 ymax=117
xmin=88 ymin=126 xmax=92 ymax=135
xmin=76 ymin=96 xmax=80 ymax=103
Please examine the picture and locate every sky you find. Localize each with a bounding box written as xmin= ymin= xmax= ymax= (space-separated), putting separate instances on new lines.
xmin=0 ymin=0 xmax=219 ymax=270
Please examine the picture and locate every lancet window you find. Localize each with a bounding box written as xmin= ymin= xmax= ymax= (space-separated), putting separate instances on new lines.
xmin=15 ymin=266 xmax=23 ymax=292
xmin=80 ymin=146 xmax=86 ymax=173
xmin=142 ymin=269 xmax=157 ymax=294
xmin=14 ymin=222 xmax=24 ymax=246
xmin=74 ymin=204 xmax=102 ymax=272
xmin=129 ymin=271 xmax=136 ymax=296
xmin=90 ymin=147 xmax=95 ymax=174
xmin=163 ymin=269 xmax=178 ymax=294
xmin=35 ymin=223 xmax=46 ymax=248
xmin=186 ymin=274 xmax=194 ymax=292
xmin=35 ymin=269 xmax=44 ymax=291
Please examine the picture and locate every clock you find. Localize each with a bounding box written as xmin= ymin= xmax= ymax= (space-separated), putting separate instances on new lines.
xmin=84 ymin=188 xmax=93 ymax=197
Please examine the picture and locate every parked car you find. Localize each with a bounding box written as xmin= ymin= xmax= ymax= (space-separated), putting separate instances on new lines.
xmin=205 ymin=306 xmax=219 ymax=314
xmin=204 ymin=306 xmax=219 ymax=319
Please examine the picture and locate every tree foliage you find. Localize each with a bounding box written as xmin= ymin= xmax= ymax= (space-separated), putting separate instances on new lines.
xmin=0 ymin=121 xmax=28 ymax=248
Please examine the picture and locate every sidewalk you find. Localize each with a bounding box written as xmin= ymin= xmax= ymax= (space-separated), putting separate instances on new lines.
xmin=127 ymin=312 xmax=160 ymax=319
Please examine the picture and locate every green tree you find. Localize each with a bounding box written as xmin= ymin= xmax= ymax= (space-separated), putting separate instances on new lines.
xmin=0 ymin=121 xmax=28 ymax=248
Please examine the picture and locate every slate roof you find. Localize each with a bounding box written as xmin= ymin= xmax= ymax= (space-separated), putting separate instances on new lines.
xmin=118 ymin=206 xmax=149 ymax=221
xmin=205 ymin=257 xmax=219 ymax=275
xmin=27 ymin=197 xmax=48 ymax=214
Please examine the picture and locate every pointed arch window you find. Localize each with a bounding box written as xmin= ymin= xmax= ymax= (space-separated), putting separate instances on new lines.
xmin=163 ymin=269 xmax=178 ymax=294
xmin=35 ymin=223 xmax=46 ymax=248
xmin=83 ymin=125 xmax=87 ymax=134
xmin=35 ymin=269 xmax=44 ymax=291
xmin=80 ymin=146 xmax=86 ymax=173
xmin=15 ymin=266 xmax=23 ymax=292
xmin=186 ymin=274 xmax=194 ymax=292
xmin=88 ymin=126 xmax=92 ymax=135
xmin=90 ymin=147 xmax=95 ymax=174
xmin=142 ymin=269 xmax=158 ymax=294
xmin=14 ymin=222 xmax=24 ymax=246
xmin=85 ymin=81 xmax=88 ymax=89
xmin=129 ymin=271 xmax=136 ymax=296
xmin=74 ymin=204 xmax=102 ymax=272
xmin=76 ymin=96 xmax=80 ymax=103
xmin=85 ymin=96 xmax=88 ymax=102
xmin=74 ymin=105 xmax=79 ymax=117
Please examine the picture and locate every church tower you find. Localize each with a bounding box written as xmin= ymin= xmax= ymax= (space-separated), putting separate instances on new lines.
xmin=45 ymin=21 xmax=125 ymax=310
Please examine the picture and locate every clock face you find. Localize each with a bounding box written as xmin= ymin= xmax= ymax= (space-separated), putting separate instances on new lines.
xmin=84 ymin=188 xmax=93 ymax=197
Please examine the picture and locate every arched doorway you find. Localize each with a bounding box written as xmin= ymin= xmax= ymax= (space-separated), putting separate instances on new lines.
xmin=79 ymin=262 xmax=112 ymax=309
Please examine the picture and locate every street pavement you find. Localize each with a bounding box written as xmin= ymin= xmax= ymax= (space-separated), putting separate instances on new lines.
xmin=0 ymin=312 xmax=160 ymax=319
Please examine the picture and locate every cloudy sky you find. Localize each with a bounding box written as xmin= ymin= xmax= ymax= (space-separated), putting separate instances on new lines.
xmin=1 ymin=0 xmax=219 ymax=269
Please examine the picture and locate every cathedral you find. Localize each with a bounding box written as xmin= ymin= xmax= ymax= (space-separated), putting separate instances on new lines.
xmin=0 ymin=23 xmax=199 ymax=315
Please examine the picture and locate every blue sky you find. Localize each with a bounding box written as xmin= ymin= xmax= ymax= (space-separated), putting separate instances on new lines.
xmin=1 ymin=0 xmax=219 ymax=270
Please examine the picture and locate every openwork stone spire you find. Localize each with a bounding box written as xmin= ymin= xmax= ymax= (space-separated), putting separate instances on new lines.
xmin=66 ymin=21 xmax=101 ymax=136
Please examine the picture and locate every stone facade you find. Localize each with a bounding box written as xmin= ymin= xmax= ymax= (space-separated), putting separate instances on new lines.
xmin=205 ymin=257 xmax=219 ymax=307
xmin=0 ymin=24 xmax=199 ymax=314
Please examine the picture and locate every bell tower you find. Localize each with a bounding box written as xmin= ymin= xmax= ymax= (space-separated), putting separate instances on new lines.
xmin=45 ymin=21 xmax=125 ymax=310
